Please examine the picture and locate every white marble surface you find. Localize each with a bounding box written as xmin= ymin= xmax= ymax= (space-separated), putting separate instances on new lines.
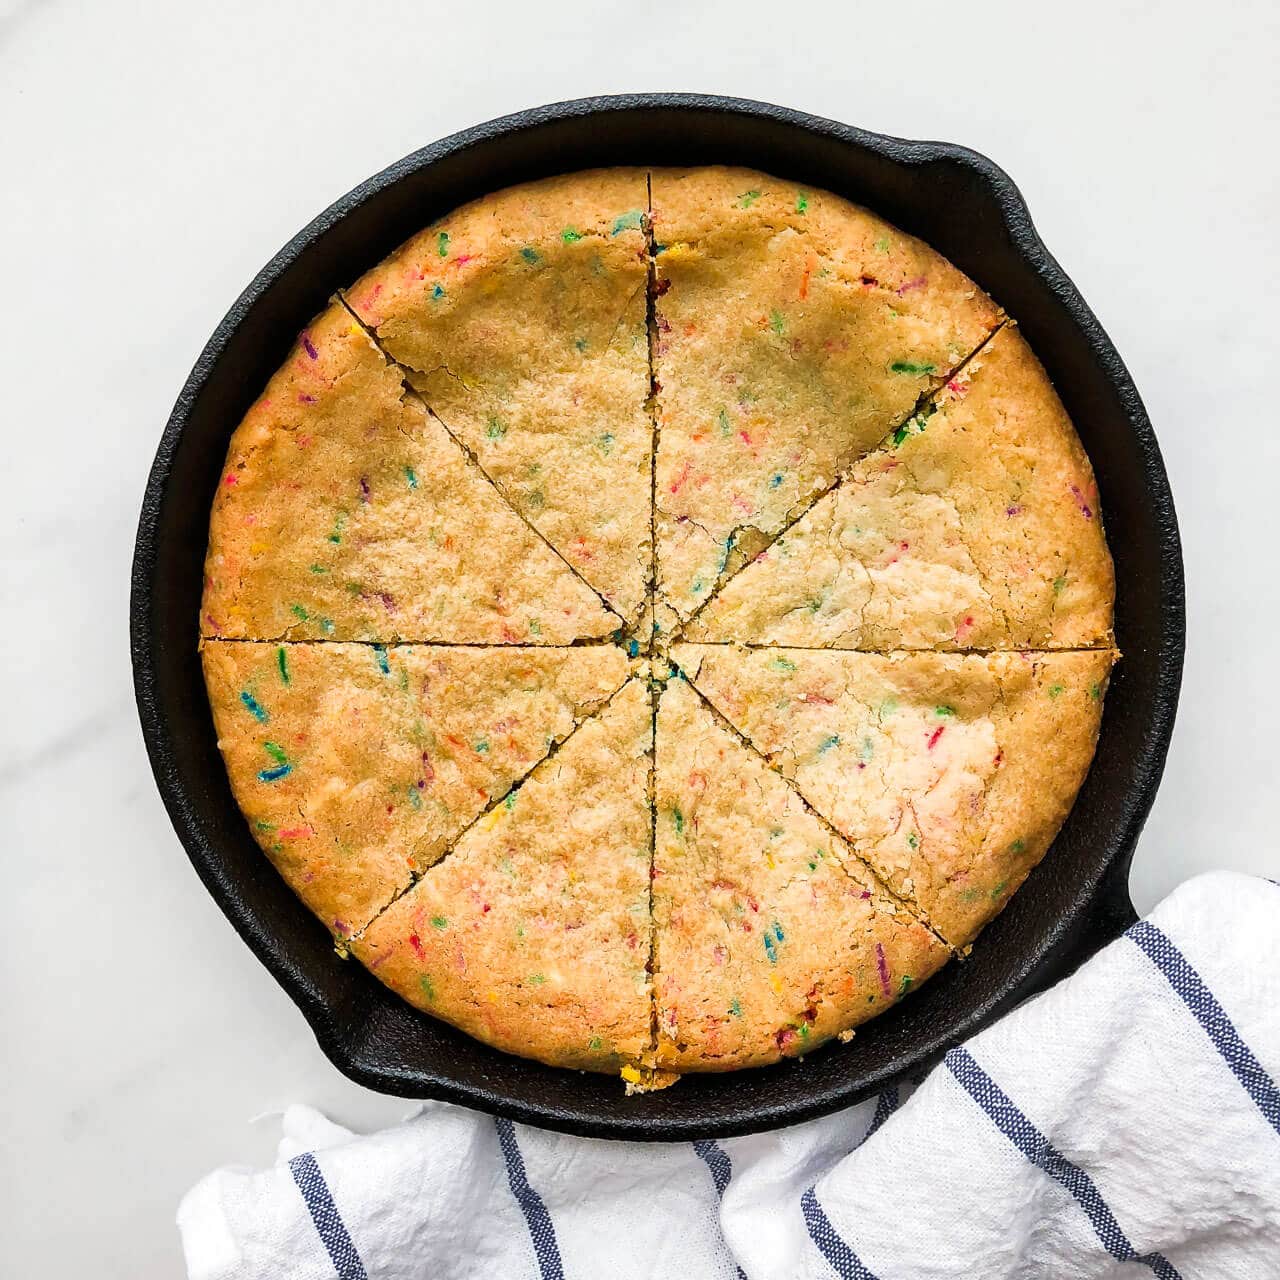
xmin=2 ymin=0 xmax=1277 ymax=1273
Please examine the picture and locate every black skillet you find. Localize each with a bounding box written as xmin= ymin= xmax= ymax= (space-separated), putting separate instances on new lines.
xmin=130 ymin=94 xmax=1184 ymax=1140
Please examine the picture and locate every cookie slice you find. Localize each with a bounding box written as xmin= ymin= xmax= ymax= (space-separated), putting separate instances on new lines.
xmin=352 ymin=678 xmax=653 ymax=1073
xmin=202 ymin=642 xmax=628 ymax=937
xmin=346 ymin=171 xmax=653 ymax=624
xmin=686 ymin=325 xmax=1114 ymax=649
xmin=649 ymin=166 xmax=1003 ymax=623
xmin=202 ymin=302 xmax=618 ymax=643
xmin=674 ymin=644 xmax=1115 ymax=948
xmin=652 ymin=676 xmax=948 ymax=1071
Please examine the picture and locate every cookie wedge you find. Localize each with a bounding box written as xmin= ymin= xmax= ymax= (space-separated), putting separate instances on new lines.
xmin=203 ymin=642 xmax=628 ymax=936
xmin=674 ymin=644 xmax=1115 ymax=948
xmin=685 ymin=325 xmax=1114 ymax=649
xmin=649 ymin=166 xmax=1003 ymax=624
xmin=352 ymin=678 xmax=653 ymax=1073
xmin=203 ymin=303 xmax=618 ymax=643
xmin=653 ymin=675 xmax=948 ymax=1070
xmin=346 ymin=171 xmax=653 ymax=624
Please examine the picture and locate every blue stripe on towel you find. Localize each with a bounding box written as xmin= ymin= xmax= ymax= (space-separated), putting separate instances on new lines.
xmin=287 ymin=1152 xmax=368 ymax=1280
xmin=801 ymin=1186 xmax=881 ymax=1280
xmin=946 ymin=1047 xmax=1180 ymax=1278
xmin=864 ymin=1086 xmax=900 ymax=1141
xmin=495 ymin=1117 xmax=564 ymax=1280
xmin=693 ymin=1140 xmax=747 ymax=1279
xmin=692 ymin=1138 xmax=733 ymax=1197
xmin=1129 ymin=920 xmax=1280 ymax=1138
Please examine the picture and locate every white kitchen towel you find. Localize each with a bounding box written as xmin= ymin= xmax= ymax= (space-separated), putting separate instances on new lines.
xmin=178 ymin=871 xmax=1280 ymax=1279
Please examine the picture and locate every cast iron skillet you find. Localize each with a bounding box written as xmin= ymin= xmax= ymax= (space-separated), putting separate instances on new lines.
xmin=131 ymin=94 xmax=1184 ymax=1140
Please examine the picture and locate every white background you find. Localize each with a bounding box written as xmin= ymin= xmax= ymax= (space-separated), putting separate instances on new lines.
xmin=2 ymin=0 xmax=1277 ymax=1274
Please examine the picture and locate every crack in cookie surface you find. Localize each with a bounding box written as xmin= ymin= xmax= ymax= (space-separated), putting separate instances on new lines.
xmin=349 ymin=673 xmax=638 ymax=943
xmin=671 ymin=321 xmax=1008 ymax=642
xmin=651 ymin=672 xmax=949 ymax=1070
xmin=336 ymin=294 xmax=628 ymax=631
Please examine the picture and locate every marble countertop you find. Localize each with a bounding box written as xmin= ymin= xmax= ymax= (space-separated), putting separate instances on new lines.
xmin=3 ymin=0 xmax=1277 ymax=1273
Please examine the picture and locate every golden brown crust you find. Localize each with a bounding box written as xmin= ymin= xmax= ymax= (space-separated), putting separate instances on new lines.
xmin=654 ymin=677 xmax=949 ymax=1069
xmin=202 ymin=303 xmax=617 ymax=643
xmin=674 ymin=643 xmax=1115 ymax=948
xmin=202 ymin=642 xmax=628 ymax=935
xmin=346 ymin=171 xmax=653 ymax=623
xmin=648 ymin=166 xmax=1004 ymax=623
xmin=352 ymin=679 xmax=653 ymax=1072
xmin=686 ymin=324 xmax=1115 ymax=649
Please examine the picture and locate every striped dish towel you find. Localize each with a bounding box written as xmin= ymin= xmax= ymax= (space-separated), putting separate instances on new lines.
xmin=178 ymin=872 xmax=1280 ymax=1279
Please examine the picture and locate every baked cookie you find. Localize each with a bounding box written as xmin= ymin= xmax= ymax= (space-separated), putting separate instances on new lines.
xmin=200 ymin=165 xmax=1118 ymax=1079
xmin=649 ymin=166 xmax=1003 ymax=625
xmin=653 ymin=676 xmax=948 ymax=1069
xmin=203 ymin=303 xmax=618 ymax=643
xmin=684 ymin=325 xmax=1114 ymax=649
xmin=673 ymin=644 xmax=1115 ymax=947
xmin=202 ymin=641 xmax=628 ymax=935
xmin=352 ymin=678 xmax=653 ymax=1072
xmin=346 ymin=171 xmax=653 ymax=624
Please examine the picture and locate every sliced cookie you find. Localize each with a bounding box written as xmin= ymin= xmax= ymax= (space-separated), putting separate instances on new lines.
xmin=686 ymin=325 xmax=1114 ymax=649
xmin=352 ymin=678 xmax=653 ymax=1073
xmin=203 ymin=303 xmax=618 ymax=643
xmin=674 ymin=644 xmax=1115 ymax=948
xmin=653 ymin=675 xmax=948 ymax=1071
xmin=202 ymin=642 xmax=628 ymax=936
xmin=346 ymin=171 xmax=653 ymax=624
xmin=649 ymin=166 xmax=1002 ymax=624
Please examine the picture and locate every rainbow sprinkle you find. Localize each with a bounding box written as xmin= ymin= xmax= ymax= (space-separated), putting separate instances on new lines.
xmin=762 ymin=920 xmax=785 ymax=965
xmin=239 ymin=690 xmax=268 ymax=722
xmin=875 ymin=942 xmax=891 ymax=996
